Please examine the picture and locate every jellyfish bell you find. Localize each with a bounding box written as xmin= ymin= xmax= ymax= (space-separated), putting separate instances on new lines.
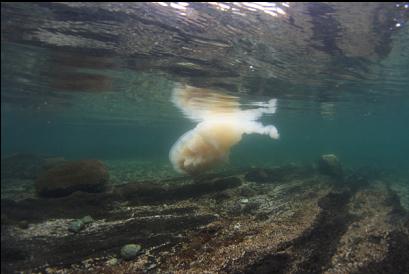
xmin=169 ymin=119 xmax=279 ymax=175
xmin=169 ymin=120 xmax=243 ymax=175
xmin=169 ymin=84 xmax=279 ymax=175
xmin=171 ymin=84 xmax=241 ymax=122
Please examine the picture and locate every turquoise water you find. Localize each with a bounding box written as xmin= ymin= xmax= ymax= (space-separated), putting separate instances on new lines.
xmin=1 ymin=3 xmax=409 ymax=273
xmin=2 ymin=3 xmax=408 ymax=176
xmin=2 ymin=93 xmax=409 ymax=170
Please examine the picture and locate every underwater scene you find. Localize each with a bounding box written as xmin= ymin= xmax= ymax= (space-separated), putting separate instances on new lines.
xmin=1 ymin=2 xmax=409 ymax=273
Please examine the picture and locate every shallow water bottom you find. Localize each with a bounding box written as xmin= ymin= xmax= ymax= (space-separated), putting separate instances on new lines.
xmin=1 ymin=160 xmax=409 ymax=273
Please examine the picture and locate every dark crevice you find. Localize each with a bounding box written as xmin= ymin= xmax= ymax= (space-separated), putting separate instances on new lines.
xmin=241 ymin=190 xmax=354 ymax=274
xmin=354 ymin=231 xmax=409 ymax=274
xmin=289 ymin=191 xmax=354 ymax=274
xmin=243 ymin=253 xmax=291 ymax=274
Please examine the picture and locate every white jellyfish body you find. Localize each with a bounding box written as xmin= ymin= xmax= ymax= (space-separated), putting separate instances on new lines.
xmin=169 ymin=85 xmax=279 ymax=175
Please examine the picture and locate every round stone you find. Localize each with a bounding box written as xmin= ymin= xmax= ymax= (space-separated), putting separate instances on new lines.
xmin=240 ymin=198 xmax=249 ymax=204
xmin=68 ymin=219 xmax=84 ymax=233
xmin=120 ymin=244 xmax=142 ymax=260
xmin=81 ymin=215 xmax=94 ymax=224
xmin=106 ymin=258 xmax=118 ymax=266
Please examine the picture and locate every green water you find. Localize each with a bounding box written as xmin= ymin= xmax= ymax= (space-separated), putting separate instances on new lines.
xmin=2 ymin=3 xmax=409 ymax=274
xmin=1 ymin=2 xmax=409 ymax=183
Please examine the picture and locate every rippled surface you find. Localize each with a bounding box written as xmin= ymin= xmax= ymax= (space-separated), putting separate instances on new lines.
xmin=2 ymin=3 xmax=409 ymax=97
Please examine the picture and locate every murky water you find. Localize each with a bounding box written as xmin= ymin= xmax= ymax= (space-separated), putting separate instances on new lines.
xmin=1 ymin=2 xmax=409 ymax=273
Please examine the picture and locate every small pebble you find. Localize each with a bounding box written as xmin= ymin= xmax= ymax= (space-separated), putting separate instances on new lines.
xmin=106 ymin=258 xmax=118 ymax=266
xmin=81 ymin=215 xmax=94 ymax=224
xmin=146 ymin=263 xmax=157 ymax=270
xmin=68 ymin=220 xmax=84 ymax=233
xmin=120 ymin=244 xmax=142 ymax=260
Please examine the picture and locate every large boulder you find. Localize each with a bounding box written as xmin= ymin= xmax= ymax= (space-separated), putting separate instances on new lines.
xmin=318 ymin=154 xmax=343 ymax=179
xmin=35 ymin=160 xmax=109 ymax=198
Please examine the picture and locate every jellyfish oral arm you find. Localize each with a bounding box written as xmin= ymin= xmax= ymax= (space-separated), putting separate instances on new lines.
xmin=241 ymin=121 xmax=279 ymax=139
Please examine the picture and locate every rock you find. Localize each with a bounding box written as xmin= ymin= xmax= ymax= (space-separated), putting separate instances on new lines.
xmin=81 ymin=215 xmax=94 ymax=224
xmin=68 ymin=219 xmax=84 ymax=233
xmin=240 ymin=198 xmax=249 ymax=204
xmin=120 ymin=244 xmax=142 ymax=260
xmin=146 ymin=263 xmax=157 ymax=270
xmin=318 ymin=154 xmax=344 ymax=179
xmin=35 ymin=160 xmax=109 ymax=198
xmin=105 ymin=258 xmax=118 ymax=266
